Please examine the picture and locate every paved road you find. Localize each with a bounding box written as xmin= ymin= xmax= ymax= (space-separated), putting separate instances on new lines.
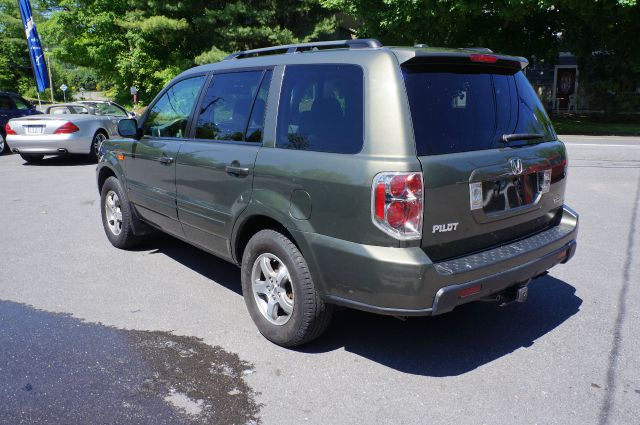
xmin=0 ymin=135 xmax=638 ymax=424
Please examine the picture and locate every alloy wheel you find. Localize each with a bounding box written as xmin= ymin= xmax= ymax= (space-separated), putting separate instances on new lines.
xmin=104 ymin=190 xmax=123 ymax=235
xmin=251 ymin=253 xmax=295 ymax=325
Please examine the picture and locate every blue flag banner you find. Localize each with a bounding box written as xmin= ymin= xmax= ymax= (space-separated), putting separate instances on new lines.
xmin=18 ymin=0 xmax=49 ymax=92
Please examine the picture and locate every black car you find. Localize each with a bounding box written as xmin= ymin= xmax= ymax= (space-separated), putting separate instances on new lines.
xmin=0 ymin=92 xmax=41 ymax=155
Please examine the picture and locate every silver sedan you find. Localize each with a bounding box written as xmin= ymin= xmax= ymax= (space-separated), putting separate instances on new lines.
xmin=5 ymin=101 xmax=131 ymax=163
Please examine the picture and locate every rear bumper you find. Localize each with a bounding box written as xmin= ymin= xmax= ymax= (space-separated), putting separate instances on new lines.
xmin=296 ymin=205 xmax=578 ymax=316
xmin=7 ymin=134 xmax=92 ymax=155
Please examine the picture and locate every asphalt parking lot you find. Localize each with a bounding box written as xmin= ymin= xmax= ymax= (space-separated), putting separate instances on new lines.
xmin=0 ymin=135 xmax=638 ymax=425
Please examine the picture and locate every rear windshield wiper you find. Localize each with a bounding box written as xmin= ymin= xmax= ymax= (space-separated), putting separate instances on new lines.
xmin=501 ymin=133 xmax=545 ymax=143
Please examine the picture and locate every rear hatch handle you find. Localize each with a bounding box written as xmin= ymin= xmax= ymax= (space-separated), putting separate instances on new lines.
xmin=501 ymin=133 xmax=544 ymax=143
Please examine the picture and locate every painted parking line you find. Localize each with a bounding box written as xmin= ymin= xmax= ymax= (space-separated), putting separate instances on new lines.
xmin=564 ymin=143 xmax=640 ymax=148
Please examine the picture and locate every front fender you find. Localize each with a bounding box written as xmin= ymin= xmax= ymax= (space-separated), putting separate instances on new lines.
xmin=96 ymin=149 xmax=126 ymax=193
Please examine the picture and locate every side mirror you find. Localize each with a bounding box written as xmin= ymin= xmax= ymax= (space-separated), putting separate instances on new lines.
xmin=118 ymin=118 xmax=141 ymax=139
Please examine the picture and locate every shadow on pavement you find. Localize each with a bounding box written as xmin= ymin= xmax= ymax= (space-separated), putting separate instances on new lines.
xmin=135 ymin=234 xmax=243 ymax=296
xmin=20 ymin=154 xmax=95 ymax=166
xmin=128 ymin=233 xmax=582 ymax=377
xmin=303 ymin=275 xmax=582 ymax=376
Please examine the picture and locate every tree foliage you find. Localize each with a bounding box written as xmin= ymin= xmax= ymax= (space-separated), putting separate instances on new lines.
xmin=39 ymin=0 xmax=339 ymax=104
xmin=322 ymin=0 xmax=640 ymax=93
xmin=0 ymin=0 xmax=34 ymax=92
xmin=2 ymin=0 xmax=638 ymax=108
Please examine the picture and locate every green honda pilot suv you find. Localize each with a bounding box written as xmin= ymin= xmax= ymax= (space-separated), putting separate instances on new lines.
xmin=96 ymin=39 xmax=578 ymax=346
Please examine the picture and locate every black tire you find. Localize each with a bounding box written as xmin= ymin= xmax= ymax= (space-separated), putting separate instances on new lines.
xmin=0 ymin=133 xmax=10 ymax=155
xmin=88 ymin=130 xmax=107 ymax=162
xmin=241 ymin=229 xmax=333 ymax=347
xmin=20 ymin=154 xmax=44 ymax=163
xmin=100 ymin=176 xmax=140 ymax=249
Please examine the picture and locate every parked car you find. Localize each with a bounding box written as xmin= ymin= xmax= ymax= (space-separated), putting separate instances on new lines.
xmin=75 ymin=100 xmax=136 ymax=118
xmin=0 ymin=92 xmax=41 ymax=155
xmin=6 ymin=101 xmax=129 ymax=163
xmin=96 ymin=39 xmax=579 ymax=346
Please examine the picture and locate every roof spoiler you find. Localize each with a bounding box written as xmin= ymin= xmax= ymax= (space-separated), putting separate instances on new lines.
xmin=402 ymin=51 xmax=529 ymax=71
xmin=224 ymin=39 xmax=383 ymax=60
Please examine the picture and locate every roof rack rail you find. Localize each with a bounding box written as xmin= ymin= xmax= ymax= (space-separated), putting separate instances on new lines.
xmin=224 ymin=39 xmax=383 ymax=60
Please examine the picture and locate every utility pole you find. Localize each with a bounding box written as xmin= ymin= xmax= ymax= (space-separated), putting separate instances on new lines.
xmin=45 ymin=47 xmax=54 ymax=103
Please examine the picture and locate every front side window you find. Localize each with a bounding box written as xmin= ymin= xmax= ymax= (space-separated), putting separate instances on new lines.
xmin=95 ymin=103 xmax=127 ymax=117
xmin=144 ymin=76 xmax=205 ymax=138
xmin=276 ymin=64 xmax=364 ymax=154
xmin=195 ymin=71 xmax=264 ymax=141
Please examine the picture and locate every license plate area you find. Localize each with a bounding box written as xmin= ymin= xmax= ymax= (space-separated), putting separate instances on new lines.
xmin=482 ymin=173 xmax=539 ymax=214
xmin=25 ymin=125 xmax=45 ymax=135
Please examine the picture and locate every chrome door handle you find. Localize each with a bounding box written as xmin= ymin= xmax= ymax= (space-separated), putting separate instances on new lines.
xmin=225 ymin=164 xmax=249 ymax=176
xmin=159 ymin=156 xmax=174 ymax=165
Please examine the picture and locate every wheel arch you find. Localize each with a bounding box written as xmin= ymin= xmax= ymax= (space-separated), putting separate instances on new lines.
xmin=232 ymin=214 xmax=300 ymax=266
xmin=97 ymin=165 xmax=117 ymax=193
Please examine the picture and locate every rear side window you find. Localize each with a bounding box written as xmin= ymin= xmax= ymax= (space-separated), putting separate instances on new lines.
xmin=49 ymin=106 xmax=71 ymax=115
xmin=195 ymin=71 xmax=265 ymax=141
xmin=246 ymin=70 xmax=272 ymax=143
xmin=514 ymin=72 xmax=555 ymax=138
xmin=276 ymin=64 xmax=363 ymax=154
xmin=403 ymin=66 xmax=555 ymax=156
xmin=144 ymin=76 xmax=205 ymax=138
xmin=69 ymin=106 xmax=89 ymax=114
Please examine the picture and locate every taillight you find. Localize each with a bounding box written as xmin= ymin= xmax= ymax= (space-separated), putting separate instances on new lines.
xmin=372 ymin=172 xmax=423 ymax=240
xmin=53 ymin=122 xmax=80 ymax=134
xmin=469 ymin=54 xmax=498 ymax=64
xmin=551 ymin=159 xmax=568 ymax=183
xmin=5 ymin=123 xmax=17 ymax=135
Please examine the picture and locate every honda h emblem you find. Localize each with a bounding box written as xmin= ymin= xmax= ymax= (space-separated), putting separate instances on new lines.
xmin=509 ymin=158 xmax=523 ymax=175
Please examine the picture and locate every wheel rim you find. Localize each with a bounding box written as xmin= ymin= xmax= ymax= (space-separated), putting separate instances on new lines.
xmin=251 ymin=253 xmax=294 ymax=325
xmin=104 ymin=190 xmax=123 ymax=236
xmin=94 ymin=133 xmax=106 ymax=157
xmin=0 ymin=136 xmax=5 ymax=152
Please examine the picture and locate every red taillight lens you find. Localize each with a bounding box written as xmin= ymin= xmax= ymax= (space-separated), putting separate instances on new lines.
xmin=386 ymin=201 xmax=406 ymax=228
xmin=406 ymin=173 xmax=422 ymax=194
xmin=53 ymin=122 xmax=80 ymax=134
xmin=372 ymin=172 xmax=423 ymax=240
xmin=5 ymin=123 xmax=17 ymax=135
xmin=390 ymin=175 xmax=406 ymax=197
xmin=470 ymin=54 xmax=498 ymax=64
xmin=375 ymin=182 xmax=386 ymax=219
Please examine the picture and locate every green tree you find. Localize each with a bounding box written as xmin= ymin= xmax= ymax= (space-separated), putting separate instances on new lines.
xmin=322 ymin=0 xmax=640 ymax=103
xmin=0 ymin=0 xmax=34 ymax=92
xmin=40 ymin=0 xmax=339 ymax=104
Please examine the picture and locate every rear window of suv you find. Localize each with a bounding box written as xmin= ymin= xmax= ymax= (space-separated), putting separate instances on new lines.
xmin=402 ymin=65 xmax=556 ymax=156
